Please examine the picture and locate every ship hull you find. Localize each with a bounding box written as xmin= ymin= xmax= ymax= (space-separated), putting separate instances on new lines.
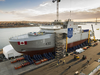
xmin=17 ymin=38 xmax=88 ymax=56
xmin=9 ymin=27 xmax=89 ymax=57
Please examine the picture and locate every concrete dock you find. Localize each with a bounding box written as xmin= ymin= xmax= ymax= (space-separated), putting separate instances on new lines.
xmin=0 ymin=42 xmax=100 ymax=75
xmin=23 ymin=42 xmax=100 ymax=75
xmin=0 ymin=58 xmax=55 ymax=75
xmin=82 ymin=62 xmax=99 ymax=75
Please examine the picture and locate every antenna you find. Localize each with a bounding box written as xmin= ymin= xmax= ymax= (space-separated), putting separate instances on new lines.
xmin=70 ymin=0 xmax=71 ymax=19
xmin=70 ymin=11 xmax=71 ymax=19
xmin=52 ymin=0 xmax=61 ymax=22
xmin=95 ymin=17 xmax=97 ymax=25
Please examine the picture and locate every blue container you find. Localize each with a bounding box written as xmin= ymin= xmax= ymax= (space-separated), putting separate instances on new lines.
xmin=83 ymin=29 xmax=89 ymax=32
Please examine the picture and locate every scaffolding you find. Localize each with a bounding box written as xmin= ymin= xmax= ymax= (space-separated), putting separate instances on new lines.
xmin=55 ymin=33 xmax=66 ymax=60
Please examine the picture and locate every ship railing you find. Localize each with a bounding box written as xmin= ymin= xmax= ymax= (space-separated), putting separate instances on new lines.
xmin=10 ymin=33 xmax=28 ymax=40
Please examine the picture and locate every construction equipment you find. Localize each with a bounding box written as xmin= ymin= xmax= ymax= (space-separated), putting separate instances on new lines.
xmin=83 ymin=46 xmax=90 ymax=50
xmin=82 ymin=55 xmax=87 ymax=60
xmin=91 ymin=42 xmax=98 ymax=47
xmin=74 ymin=55 xmax=79 ymax=59
xmin=91 ymin=25 xmax=97 ymax=42
xmin=74 ymin=71 xmax=79 ymax=75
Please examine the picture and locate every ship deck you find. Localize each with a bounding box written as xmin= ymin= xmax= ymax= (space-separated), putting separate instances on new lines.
xmin=0 ymin=42 xmax=100 ymax=75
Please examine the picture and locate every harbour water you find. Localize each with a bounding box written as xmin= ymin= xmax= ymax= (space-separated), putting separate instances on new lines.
xmin=0 ymin=27 xmax=40 ymax=49
xmin=0 ymin=23 xmax=100 ymax=49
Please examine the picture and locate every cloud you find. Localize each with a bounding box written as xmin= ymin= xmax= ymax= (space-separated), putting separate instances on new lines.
xmin=24 ymin=7 xmax=100 ymax=21
xmin=40 ymin=3 xmax=49 ymax=7
xmin=0 ymin=10 xmax=4 ymax=13
xmin=1 ymin=7 xmax=100 ymax=21
xmin=0 ymin=0 xmax=5 ymax=1
xmin=1 ymin=0 xmax=100 ymax=21
xmin=88 ymin=7 xmax=100 ymax=12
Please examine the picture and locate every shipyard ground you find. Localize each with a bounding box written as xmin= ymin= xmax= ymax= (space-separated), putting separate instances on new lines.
xmin=0 ymin=58 xmax=54 ymax=75
xmin=23 ymin=42 xmax=100 ymax=75
xmin=0 ymin=42 xmax=100 ymax=75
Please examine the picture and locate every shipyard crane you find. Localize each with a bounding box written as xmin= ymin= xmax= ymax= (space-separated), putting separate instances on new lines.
xmin=91 ymin=24 xmax=97 ymax=42
xmin=52 ymin=0 xmax=61 ymax=22
xmin=52 ymin=0 xmax=68 ymax=60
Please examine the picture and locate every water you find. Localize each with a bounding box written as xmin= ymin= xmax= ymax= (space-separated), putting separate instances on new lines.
xmin=0 ymin=23 xmax=100 ymax=49
xmin=0 ymin=27 xmax=40 ymax=49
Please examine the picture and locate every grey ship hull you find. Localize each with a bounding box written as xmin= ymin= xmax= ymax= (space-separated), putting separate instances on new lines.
xmin=9 ymin=32 xmax=88 ymax=56
xmin=9 ymin=34 xmax=55 ymax=56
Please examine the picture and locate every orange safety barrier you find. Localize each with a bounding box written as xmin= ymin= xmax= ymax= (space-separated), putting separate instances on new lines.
xmin=41 ymin=59 xmax=45 ymax=62
xmin=14 ymin=62 xmax=30 ymax=70
xmin=16 ymin=58 xmax=19 ymax=61
xmin=11 ymin=60 xmax=17 ymax=63
xmin=21 ymin=62 xmax=30 ymax=67
xmin=35 ymin=61 xmax=41 ymax=65
xmin=23 ymin=62 xmax=30 ymax=66
xmin=11 ymin=57 xmax=25 ymax=63
xmin=83 ymin=46 xmax=90 ymax=50
xmin=14 ymin=66 xmax=18 ymax=70
xmin=83 ymin=47 xmax=87 ymax=50
xmin=14 ymin=65 xmax=22 ymax=69
xmin=17 ymin=65 xmax=22 ymax=69
xmin=44 ymin=59 xmax=48 ymax=62
xmin=17 ymin=57 xmax=24 ymax=61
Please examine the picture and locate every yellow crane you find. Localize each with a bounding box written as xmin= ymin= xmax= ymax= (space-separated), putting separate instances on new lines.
xmin=91 ymin=25 xmax=97 ymax=42
xmin=66 ymin=37 xmax=68 ymax=52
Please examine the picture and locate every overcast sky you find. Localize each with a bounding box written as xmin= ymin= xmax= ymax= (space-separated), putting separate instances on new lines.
xmin=0 ymin=0 xmax=100 ymax=21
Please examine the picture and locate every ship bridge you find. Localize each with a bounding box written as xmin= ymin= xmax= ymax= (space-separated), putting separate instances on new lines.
xmin=40 ymin=20 xmax=79 ymax=34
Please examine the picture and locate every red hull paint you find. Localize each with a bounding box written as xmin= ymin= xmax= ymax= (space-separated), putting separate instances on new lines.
xmin=19 ymin=39 xmax=88 ymax=56
xmin=67 ymin=39 xmax=88 ymax=48
xmin=20 ymin=48 xmax=55 ymax=57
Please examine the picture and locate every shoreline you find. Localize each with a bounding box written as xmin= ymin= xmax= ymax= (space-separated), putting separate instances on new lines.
xmin=0 ymin=26 xmax=39 ymax=28
xmin=0 ymin=49 xmax=2 ymax=50
xmin=0 ymin=49 xmax=3 ymax=54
